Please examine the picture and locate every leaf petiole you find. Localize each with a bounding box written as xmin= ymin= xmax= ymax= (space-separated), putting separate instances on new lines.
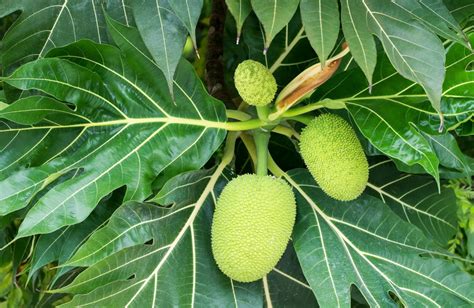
xmin=267 ymin=152 xmax=286 ymax=178
xmin=272 ymin=125 xmax=300 ymax=140
xmin=256 ymin=105 xmax=270 ymax=122
xmin=226 ymin=109 xmax=252 ymax=121
xmin=222 ymin=119 xmax=265 ymax=131
xmin=287 ymin=115 xmax=313 ymax=125
xmin=221 ymin=131 xmax=240 ymax=165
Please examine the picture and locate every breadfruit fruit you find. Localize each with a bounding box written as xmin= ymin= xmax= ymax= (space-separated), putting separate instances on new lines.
xmin=211 ymin=174 xmax=296 ymax=282
xmin=299 ymin=113 xmax=369 ymax=201
xmin=234 ymin=60 xmax=277 ymax=106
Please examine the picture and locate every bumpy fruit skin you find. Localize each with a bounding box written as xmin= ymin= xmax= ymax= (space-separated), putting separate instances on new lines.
xmin=211 ymin=174 xmax=296 ymax=282
xmin=299 ymin=114 xmax=369 ymax=201
xmin=234 ymin=60 xmax=277 ymax=106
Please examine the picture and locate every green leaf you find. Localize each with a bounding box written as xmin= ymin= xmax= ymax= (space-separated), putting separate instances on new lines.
xmin=348 ymin=97 xmax=441 ymax=181
xmin=57 ymin=167 xmax=262 ymax=307
xmin=367 ymin=158 xmax=458 ymax=246
xmin=300 ymin=0 xmax=340 ymax=66
xmin=131 ymin=0 xmax=188 ymax=95
xmin=0 ymin=262 xmax=13 ymax=297
xmin=445 ymin=0 xmax=474 ymax=26
xmin=61 ymin=164 xmax=313 ymax=306
xmin=0 ymin=38 xmax=226 ymax=238
xmin=422 ymin=132 xmax=472 ymax=179
xmin=0 ymin=90 xmax=6 ymax=108
xmin=169 ymin=0 xmax=203 ymax=52
xmin=0 ymin=0 xmax=21 ymax=18
xmin=391 ymin=153 xmax=474 ymax=181
xmin=28 ymin=190 xmax=121 ymax=283
xmin=287 ymin=169 xmax=474 ymax=307
xmin=225 ymin=0 xmax=252 ymax=43
xmin=11 ymin=237 xmax=31 ymax=278
xmin=0 ymin=96 xmax=87 ymax=197
xmin=250 ymin=0 xmax=300 ymax=51
xmin=392 ymin=0 xmax=468 ymax=47
xmin=0 ymin=0 xmax=132 ymax=76
xmin=265 ymin=245 xmax=318 ymax=307
xmin=0 ymin=96 xmax=80 ymax=126
xmin=456 ymin=120 xmax=474 ymax=136
xmin=66 ymin=168 xmax=215 ymax=267
xmin=362 ymin=0 xmax=446 ymax=114
xmin=340 ymin=0 xmax=377 ymax=86
xmin=314 ymin=32 xmax=474 ymax=181
xmin=341 ymin=0 xmax=465 ymax=92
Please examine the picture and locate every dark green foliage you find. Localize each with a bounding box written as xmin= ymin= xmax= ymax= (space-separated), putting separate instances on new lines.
xmin=0 ymin=1 xmax=473 ymax=306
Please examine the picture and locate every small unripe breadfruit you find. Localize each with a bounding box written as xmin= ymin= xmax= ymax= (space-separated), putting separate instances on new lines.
xmin=211 ymin=174 xmax=296 ymax=282
xmin=234 ymin=60 xmax=277 ymax=106
xmin=299 ymin=114 xmax=369 ymax=201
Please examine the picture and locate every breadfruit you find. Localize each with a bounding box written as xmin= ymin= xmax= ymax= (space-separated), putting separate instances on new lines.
xmin=299 ymin=113 xmax=368 ymax=201
xmin=234 ymin=60 xmax=277 ymax=106
xmin=211 ymin=174 xmax=296 ymax=282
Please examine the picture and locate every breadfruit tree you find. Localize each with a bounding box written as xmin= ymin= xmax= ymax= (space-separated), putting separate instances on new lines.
xmin=0 ymin=0 xmax=473 ymax=306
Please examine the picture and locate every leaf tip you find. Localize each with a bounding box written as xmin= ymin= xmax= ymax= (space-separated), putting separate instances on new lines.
xmin=320 ymin=57 xmax=326 ymax=68
xmin=438 ymin=112 xmax=445 ymax=133
xmin=190 ymin=39 xmax=200 ymax=59
xmin=263 ymin=40 xmax=272 ymax=55
xmin=460 ymin=31 xmax=473 ymax=51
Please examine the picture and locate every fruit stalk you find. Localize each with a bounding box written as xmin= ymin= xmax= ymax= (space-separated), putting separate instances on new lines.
xmin=254 ymin=129 xmax=270 ymax=176
xmin=256 ymin=105 xmax=270 ymax=122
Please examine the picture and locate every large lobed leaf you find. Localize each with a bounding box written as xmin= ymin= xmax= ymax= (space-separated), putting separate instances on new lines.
xmin=28 ymin=190 xmax=122 ymax=284
xmin=367 ymin=158 xmax=458 ymax=246
xmin=0 ymin=0 xmax=202 ymax=99
xmin=0 ymin=18 xmax=227 ymax=238
xmin=0 ymin=0 xmax=132 ymax=77
xmin=287 ymin=169 xmax=474 ymax=307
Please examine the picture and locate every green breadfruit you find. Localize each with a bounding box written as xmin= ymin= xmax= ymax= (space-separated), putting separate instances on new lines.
xmin=234 ymin=60 xmax=277 ymax=106
xmin=299 ymin=113 xmax=369 ymax=201
xmin=211 ymin=174 xmax=296 ymax=282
